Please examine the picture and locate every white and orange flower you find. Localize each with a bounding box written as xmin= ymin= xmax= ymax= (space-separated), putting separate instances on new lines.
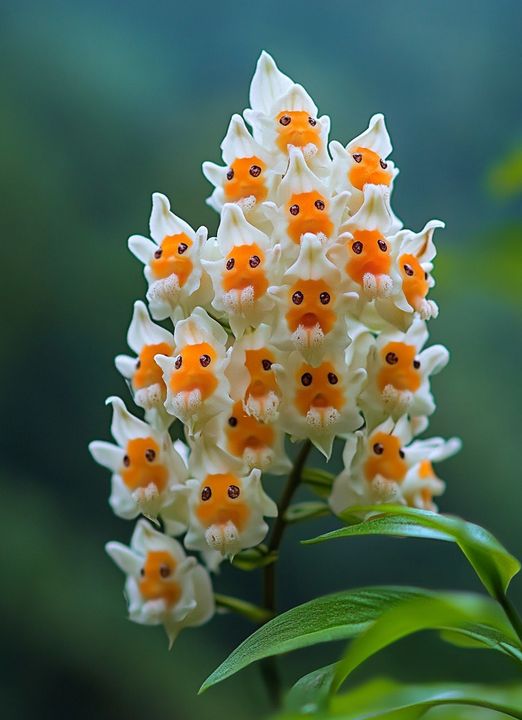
xmin=202 ymin=113 xmax=276 ymax=225
xmin=263 ymin=146 xmax=349 ymax=256
xmin=269 ymin=233 xmax=355 ymax=365
xmin=330 ymin=113 xmax=401 ymax=229
xmin=155 ymin=307 xmax=231 ymax=434
xmin=202 ymin=204 xmax=280 ymax=337
xmin=184 ymin=442 xmax=277 ymax=558
xmin=360 ymin=318 xmax=449 ymax=426
xmin=128 ymin=193 xmax=212 ymax=320
xmin=106 ymin=519 xmax=214 ymax=646
xmin=114 ymin=300 xmax=174 ymax=422
xmin=89 ymin=397 xmax=188 ymax=532
xmin=225 ymin=324 xmax=283 ymax=423
xmin=329 ymin=416 xmax=461 ymax=514
xmin=244 ymin=52 xmax=331 ymax=174
xmin=276 ymin=351 xmax=366 ymax=459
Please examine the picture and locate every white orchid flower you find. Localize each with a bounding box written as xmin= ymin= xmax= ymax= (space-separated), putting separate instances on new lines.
xmin=263 ymin=146 xmax=349 ymax=258
xmin=106 ymin=519 xmax=214 ymax=647
xmin=202 ymin=204 xmax=281 ymax=337
xmin=205 ymin=402 xmax=291 ymax=475
xmin=114 ymin=300 xmax=174 ymax=424
xmin=202 ymin=113 xmax=277 ymax=227
xmin=269 ymin=234 xmax=356 ymax=365
xmin=330 ymin=113 xmax=401 ymax=229
xmin=184 ymin=440 xmax=277 ymax=558
xmin=329 ymin=185 xmax=402 ymax=315
xmin=244 ymin=52 xmax=331 ymax=174
xmin=376 ymin=220 xmax=444 ymax=329
xmin=155 ymin=307 xmax=231 ymax=434
xmin=89 ymin=397 xmax=189 ymax=533
xmin=128 ymin=193 xmax=212 ymax=320
xmin=276 ymin=351 xmax=366 ymax=459
xmin=330 ymin=416 xmax=460 ymax=515
xmin=225 ymin=324 xmax=283 ymax=423
xmin=360 ymin=318 xmax=449 ymax=425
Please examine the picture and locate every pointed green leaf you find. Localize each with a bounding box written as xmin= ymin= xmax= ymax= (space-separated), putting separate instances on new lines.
xmin=329 ymin=681 xmax=522 ymax=720
xmin=280 ymin=679 xmax=522 ymax=719
xmin=304 ymin=505 xmax=520 ymax=597
xmin=199 ymin=586 xmax=423 ymax=693
xmin=332 ymin=592 xmax=520 ymax=693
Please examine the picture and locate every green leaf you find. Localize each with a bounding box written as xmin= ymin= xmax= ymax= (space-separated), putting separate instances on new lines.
xmin=304 ymin=505 xmax=520 ymax=597
xmin=285 ymin=663 xmax=338 ymax=714
xmin=230 ymin=544 xmax=278 ymax=571
xmin=285 ymin=501 xmax=331 ymax=524
xmin=214 ymin=594 xmax=274 ymax=624
xmin=199 ymin=586 xmax=423 ymax=693
xmin=280 ymin=679 xmax=522 ymax=719
xmin=329 ymin=680 xmax=522 ymax=720
xmin=332 ymin=592 xmax=520 ymax=694
xmin=302 ymin=467 xmax=336 ymax=498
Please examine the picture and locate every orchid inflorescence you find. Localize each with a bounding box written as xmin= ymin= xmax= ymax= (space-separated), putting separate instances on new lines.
xmin=90 ymin=51 xmax=461 ymax=647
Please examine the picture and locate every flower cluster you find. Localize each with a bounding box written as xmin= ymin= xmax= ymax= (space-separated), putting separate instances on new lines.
xmin=90 ymin=51 xmax=460 ymax=644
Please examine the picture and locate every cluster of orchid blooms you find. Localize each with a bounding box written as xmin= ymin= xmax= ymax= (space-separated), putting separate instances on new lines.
xmin=90 ymin=52 xmax=460 ymax=645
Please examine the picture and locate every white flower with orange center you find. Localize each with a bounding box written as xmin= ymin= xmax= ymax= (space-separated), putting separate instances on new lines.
xmin=269 ymin=234 xmax=356 ymax=365
xmin=331 ymin=184 xmax=399 ymax=304
xmin=184 ymin=443 xmax=277 ymax=558
xmin=276 ymin=351 xmax=366 ymax=459
xmin=206 ymin=400 xmax=291 ymax=474
xmin=128 ymin=193 xmax=212 ymax=320
xmin=202 ymin=113 xmax=275 ymax=226
xmin=244 ymin=52 xmax=331 ymax=174
xmin=330 ymin=113 xmax=401 ymax=230
xmin=329 ymin=416 xmax=461 ymax=514
xmin=106 ymin=519 xmax=214 ymax=647
xmin=202 ymin=204 xmax=280 ymax=337
xmin=387 ymin=219 xmax=444 ymax=326
xmin=155 ymin=307 xmax=230 ymax=434
xmin=89 ymin=397 xmax=189 ymax=532
xmin=263 ymin=146 xmax=349 ymax=255
xmin=114 ymin=300 xmax=174 ymax=421
xmin=225 ymin=324 xmax=283 ymax=423
xmin=360 ymin=318 xmax=449 ymax=425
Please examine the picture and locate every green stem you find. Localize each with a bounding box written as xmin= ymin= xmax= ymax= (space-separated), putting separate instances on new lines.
xmin=259 ymin=440 xmax=313 ymax=708
xmin=497 ymin=592 xmax=522 ymax=646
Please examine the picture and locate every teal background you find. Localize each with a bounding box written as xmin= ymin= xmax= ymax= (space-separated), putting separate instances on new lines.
xmin=1 ymin=1 xmax=521 ymax=718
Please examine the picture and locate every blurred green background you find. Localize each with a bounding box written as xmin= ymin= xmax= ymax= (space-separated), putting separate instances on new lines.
xmin=1 ymin=1 xmax=521 ymax=718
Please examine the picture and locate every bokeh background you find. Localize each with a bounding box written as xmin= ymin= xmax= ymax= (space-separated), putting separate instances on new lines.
xmin=1 ymin=1 xmax=521 ymax=718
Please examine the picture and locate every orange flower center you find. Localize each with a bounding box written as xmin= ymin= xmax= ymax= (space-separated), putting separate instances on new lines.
xmin=139 ymin=550 xmax=181 ymax=606
xmin=286 ymin=191 xmax=333 ymax=244
xmin=150 ymin=233 xmax=193 ymax=285
xmin=226 ymin=400 xmax=275 ymax=458
xmin=276 ymin=110 xmax=321 ymax=153
xmin=121 ymin=437 xmax=168 ymax=492
xmin=169 ymin=342 xmax=218 ymax=399
xmin=349 ymin=146 xmax=392 ymax=191
xmin=244 ymin=348 xmax=279 ymax=399
xmin=224 ymin=156 xmax=268 ymax=203
xmin=377 ymin=342 xmax=421 ymax=392
xmin=346 ymin=229 xmax=391 ymax=283
xmin=294 ymin=361 xmax=344 ymax=416
xmin=222 ymin=243 xmax=268 ymax=298
xmin=285 ymin=279 xmax=336 ymax=335
xmin=364 ymin=432 xmax=407 ymax=483
xmin=132 ymin=342 xmax=173 ymax=391
xmin=195 ymin=473 xmax=250 ymax=530
xmin=399 ymin=253 xmax=429 ymax=308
